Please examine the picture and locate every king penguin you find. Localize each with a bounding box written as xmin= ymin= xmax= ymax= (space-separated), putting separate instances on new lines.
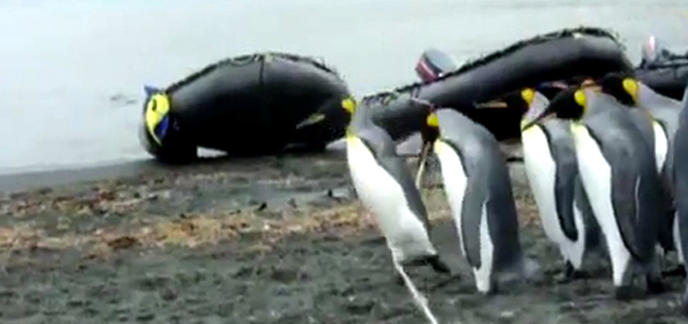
xmin=424 ymin=107 xmax=531 ymax=294
xmin=671 ymin=85 xmax=688 ymax=314
xmin=599 ymin=73 xmax=680 ymax=253
xmin=480 ymin=88 xmax=600 ymax=280
xmin=342 ymin=97 xmax=450 ymax=274
xmin=525 ymin=86 xmax=667 ymax=299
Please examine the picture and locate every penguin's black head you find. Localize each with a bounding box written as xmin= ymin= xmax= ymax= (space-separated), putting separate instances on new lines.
xmin=521 ymin=88 xmax=586 ymax=129
xmin=598 ymin=72 xmax=639 ymax=106
xmin=422 ymin=106 xmax=440 ymax=144
xmin=549 ymin=88 xmax=587 ymax=120
xmin=475 ymin=88 xmax=552 ymax=131
xmin=408 ymin=97 xmax=441 ymax=144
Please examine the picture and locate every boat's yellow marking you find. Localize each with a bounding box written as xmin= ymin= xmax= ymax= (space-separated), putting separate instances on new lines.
xmin=144 ymin=93 xmax=170 ymax=145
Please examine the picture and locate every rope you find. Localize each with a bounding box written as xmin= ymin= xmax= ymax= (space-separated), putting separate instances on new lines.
xmin=415 ymin=143 xmax=431 ymax=189
xmin=391 ymin=253 xmax=441 ymax=324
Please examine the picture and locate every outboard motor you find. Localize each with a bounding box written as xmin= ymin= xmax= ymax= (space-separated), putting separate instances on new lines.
xmin=641 ymin=35 xmax=681 ymax=67
xmin=635 ymin=35 xmax=688 ymax=100
xmin=415 ymin=48 xmax=459 ymax=82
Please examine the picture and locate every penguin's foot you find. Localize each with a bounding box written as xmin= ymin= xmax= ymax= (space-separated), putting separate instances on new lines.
xmin=614 ymin=285 xmax=639 ymax=301
xmin=569 ymin=270 xmax=591 ymax=279
xmin=555 ymin=262 xmax=589 ymax=284
xmin=681 ymin=292 xmax=688 ymax=316
xmin=662 ymin=264 xmax=687 ymax=278
xmin=402 ymin=255 xmax=451 ymax=274
xmin=429 ymin=274 xmax=462 ymax=291
xmin=479 ymin=283 xmax=498 ymax=296
xmin=395 ymin=274 xmax=405 ymax=286
xmin=555 ymin=272 xmax=573 ymax=284
xmin=645 ymin=275 xmax=666 ymax=295
xmin=427 ymin=255 xmax=451 ymax=274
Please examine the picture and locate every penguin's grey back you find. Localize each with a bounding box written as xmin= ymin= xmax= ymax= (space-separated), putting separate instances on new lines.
xmin=626 ymin=106 xmax=656 ymax=156
xmin=639 ymin=83 xmax=682 ymax=249
xmin=436 ymin=109 xmax=523 ymax=270
xmin=640 ymin=82 xmax=681 ymax=137
xmin=672 ymin=86 xmax=688 ymax=263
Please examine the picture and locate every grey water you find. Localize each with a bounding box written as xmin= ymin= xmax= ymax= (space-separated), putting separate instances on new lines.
xmin=0 ymin=0 xmax=687 ymax=176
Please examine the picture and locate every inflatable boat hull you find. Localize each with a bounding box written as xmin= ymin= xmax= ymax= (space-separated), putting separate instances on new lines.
xmin=368 ymin=27 xmax=634 ymax=141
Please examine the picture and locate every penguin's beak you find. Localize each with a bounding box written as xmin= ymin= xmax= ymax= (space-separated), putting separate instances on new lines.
xmin=415 ymin=140 xmax=432 ymax=189
xmin=475 ymin=100 xmax=508 ymax=109
xmin=295 ymin=113 xmax=326 ymax=129
xmin=521 ymin=105 xmax=555 ymax=130
xmin=520 ymin=88 xmax=552 ymax=130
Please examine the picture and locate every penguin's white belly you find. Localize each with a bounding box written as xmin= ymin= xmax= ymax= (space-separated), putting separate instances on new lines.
xmin=346 ymin=136 xmax=436 ymax=261
xmin=433 ymin=140 xmax=469 ymax=257
xmin=652 ymin=121 xmax=668 ymax=173
xmin=434 ymin=140 xmax=494 ymax=292
xmin=522 ymin=126 xmax=585 ymax=268
xmin=571 ymin=124 xmax=630 ymax=286
xmin=674 ymin=213 xmax=684 ymax=264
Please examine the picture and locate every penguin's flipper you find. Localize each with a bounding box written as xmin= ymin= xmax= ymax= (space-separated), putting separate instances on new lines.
xmin=459 ymin=178 xmax=486 ymax=269
xmin=610 ymin=163 xmax=655 ymax=263
xmin=574 ymin=177 xmax=603 ymax=250
xmin=377 ymin=155 xmax=432 ymax=228
xmin=546 ymin=122 xmax=580 ymax=241
xmin=485 ymin=181 xmax=527 ymax=274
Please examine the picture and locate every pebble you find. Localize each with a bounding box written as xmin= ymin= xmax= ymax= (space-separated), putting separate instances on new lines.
xmin=136 ymin=312 xmax=155 ymax=321
xmin=499 ymin=310 xmax=515 ymax=319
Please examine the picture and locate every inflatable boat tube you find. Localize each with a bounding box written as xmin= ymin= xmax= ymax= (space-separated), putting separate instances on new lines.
xmin=364 ymin=27 xmax=634 ymax=142
xmin=139 ymin=52 xmax=351 ymax=162
xmin=634 ymin=35 xmax=688 ymax=100
xmin=417 ymin=34 xmax=688 ymax=103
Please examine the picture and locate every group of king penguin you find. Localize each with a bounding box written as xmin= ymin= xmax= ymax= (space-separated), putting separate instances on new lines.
xmin=343 ymin=72 xmax=688 ymax=314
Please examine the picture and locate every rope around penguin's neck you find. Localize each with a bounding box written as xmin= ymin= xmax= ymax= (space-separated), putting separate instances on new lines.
xmin=391 ymin=254 xmax=440 ymax=324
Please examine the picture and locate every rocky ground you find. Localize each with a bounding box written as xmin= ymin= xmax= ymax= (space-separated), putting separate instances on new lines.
xmin=0 ymin=150 xmax=686 ymax=324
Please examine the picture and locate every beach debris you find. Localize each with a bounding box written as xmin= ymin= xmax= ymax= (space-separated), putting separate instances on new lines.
xmin=255 ymin=202 xmax=267 ymax=212
xmin=106 ymin=236 xmax=139 ymax=250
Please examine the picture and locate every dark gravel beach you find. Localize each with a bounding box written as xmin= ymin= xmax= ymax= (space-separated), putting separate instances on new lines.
xmin=1 ymin=150 xmax=686 ymax=324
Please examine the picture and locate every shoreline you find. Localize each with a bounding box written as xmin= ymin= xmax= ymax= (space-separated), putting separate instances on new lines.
xmin=0 ymin=134 xmax=526 ymax=195
xmin=0 ymin=138 xmax=352 ymax=194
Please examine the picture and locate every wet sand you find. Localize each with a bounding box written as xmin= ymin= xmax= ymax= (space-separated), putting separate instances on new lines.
xmin=0 ymin=150 xmax=686 ymax=323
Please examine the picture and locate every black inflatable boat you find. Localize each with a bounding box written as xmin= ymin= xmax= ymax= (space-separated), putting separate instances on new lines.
xmin=364 ymin=27 xmax=634 ymax=142
xmin=139 ymin=52 xmax=351 ymax=163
